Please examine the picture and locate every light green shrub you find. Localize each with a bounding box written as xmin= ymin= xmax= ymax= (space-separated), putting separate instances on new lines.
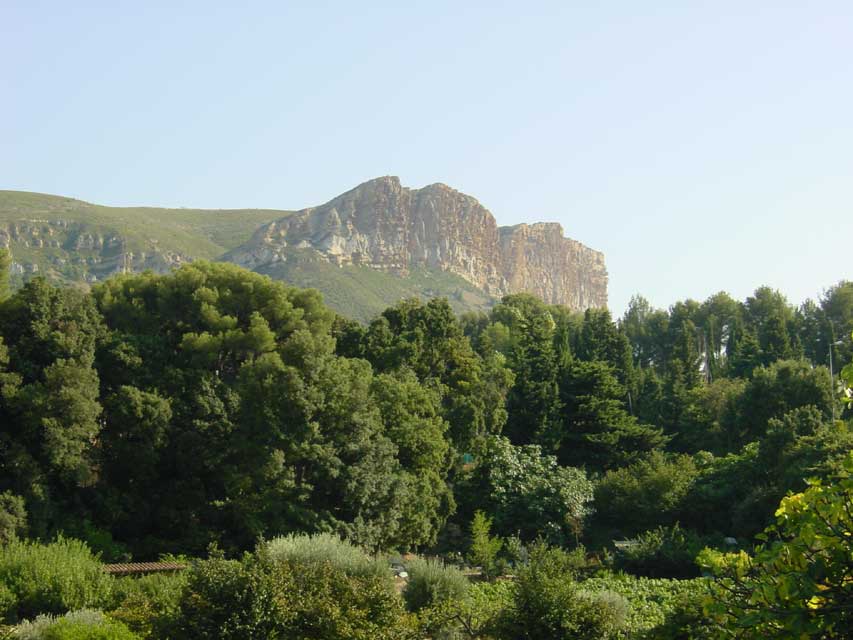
xmin=0 ymin=538 xmax=111 ymax=623
xmin=107 ymin=573 xmax=187 ymax=639
xmin=15 ymin=609 xmax=138 ymax=640
xmin=174 ymin=552 xmax=408 ymax=640
xmin=263 ymin=533 xmax=389 ymax=581
xmin=403 ymin=557 xmax=469 ymax=613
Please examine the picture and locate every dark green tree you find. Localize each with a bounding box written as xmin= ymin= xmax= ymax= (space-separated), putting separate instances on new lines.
xmin=557 ymin=359 xmax=666 ymax=470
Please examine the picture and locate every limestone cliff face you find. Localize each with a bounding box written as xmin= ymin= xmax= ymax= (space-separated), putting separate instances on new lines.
xmin=226 ymin=177 xmax=607 ymax=310
xmin=0 ymin=220 xmax=188 ymax=283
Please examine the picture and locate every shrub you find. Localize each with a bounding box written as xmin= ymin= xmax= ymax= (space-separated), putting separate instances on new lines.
xmin=106 ymin=573 xmax=187 ymax=639
xmin=0 ymin=493 xmax=27 ymax=544
xmin=0 ymin=538 xmax=111 ymax=623
xmin=172 ymin=557 xmax=261 ymax=639
xmin=595 ymin=451 xmax=698 ymax=536
xmin=175 ymin=550 xmax=408 ymax=640
xmin=615 ymin=524 xmax=707 ymax=579
xmin=650 ymin=591 xmax=725 ymax=640
xmin=416 ymin=580 xmax=514 ymax=640
xmin=15 ymin=610 xmax=138 ymax=640
xmin=497 ymin=544 xmax=628 ymax=640
xmin=580 ymin=572 xmax=713 ymax=638
xmin=263 ymin=533 xmax=388 ymax=581
xmin=468 ymin=512 xmax=502 ymax=579
xmin=402 ymin=557 xmax=469 ymax=613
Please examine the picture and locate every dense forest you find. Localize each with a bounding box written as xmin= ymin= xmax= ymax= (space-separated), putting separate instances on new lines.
xmin=1 ymin=248 xmax=851 ymax=639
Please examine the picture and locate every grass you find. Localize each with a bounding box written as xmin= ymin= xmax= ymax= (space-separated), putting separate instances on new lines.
xmin=260 ymin=252 xmax=496 ymax=323
xmin=0 ymin=190 xmax=289 ymax=257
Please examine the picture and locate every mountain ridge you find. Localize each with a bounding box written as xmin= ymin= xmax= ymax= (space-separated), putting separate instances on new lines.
xmin=225 ymin=176 xmax=608 ymax=310
xmin=0 ymin=178 xmax=607 ymax=320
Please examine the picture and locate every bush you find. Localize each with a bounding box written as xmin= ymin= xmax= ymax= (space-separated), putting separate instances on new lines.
xmin=402 ymin=557 xmax=469 ymax=613
xmin=416 ymin=580 xmax=514 ymax=640
xmin=615 ymin=524 xmax=707 ymax=579
xmin=595 ymin=451 xmax=698 ymax=536
xmin=106 ymin=573 xmax=187 ymax=639
xmin=468 ymin=512 xmax=502 ymax=579
xmin=0 ymin=538 xmax=111 ymax=623
xmin=175 ymin=549 xmax=408 ymax=640
xmin=15 ymin=610 xmax=138 ymax=640
xmin=263 ymin=533 xmax=388 ymax=581
xmin=580 ymin=572 xmax=714 ymax=638
xmin=0 ymin=493 xmax=27 ymax=544
xmin=496 ymin=544 xmax=628 ymax=640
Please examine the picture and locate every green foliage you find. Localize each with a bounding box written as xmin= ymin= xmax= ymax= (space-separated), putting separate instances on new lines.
xmin=468 ymin=512 xmax=503 ymax=579
xmin=174 ymin=546 xmax=407 ymax=640
xmin=557 ymin=358 xmax=666 ymax=471
xmin=262 ymin=534 xmax=389 ymax=582
xmin=0 ymin=493 xmax=27 ymax=544
xmin=614 ymin=524 xmax=708 ymax=579
xmin=402 ymin=557 xmax=469 ymax=615
xmin=579 ymin=573 xmax=719 ymax=639
xmin=370 ymin=370 xmax=454 ymax=548
xmin=15 ymin=610 xmax=138 ymax=640
xmin=726 ymin=358 xmax=832 ymax=446
xmin=497 ymin=544 xmax=628 ymax=640
xmin=499 ymin=295 xmax=562 ymax=447
xmin=357 ymin=297 xmax=512 ymax=451
xmin=701 ymin=453 xmax=853 ymax=638
xmin=458 ymin=436 xmax=594 ymax=545
xmin=595 ymin=451 xmax=699 ymax=536
xmin=0 ymin=537 xmax=111 ymax=624
xmin=106 ymin=573 xmax=187 ymax=639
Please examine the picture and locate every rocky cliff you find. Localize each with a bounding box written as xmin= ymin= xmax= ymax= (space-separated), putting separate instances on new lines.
xmin=226 ymin=177 xmax=608 ymax=310
xmin=0 ymin=219 xmax=191 ymax=283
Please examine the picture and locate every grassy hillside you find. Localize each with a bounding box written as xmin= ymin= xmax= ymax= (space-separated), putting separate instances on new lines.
xmin=0 ymin=190 xmax=289 ymax=285
xmin=259 ymin=250 xmax=496 ymax=323
xmin=0 ymin=190 xmax=289 ymax=255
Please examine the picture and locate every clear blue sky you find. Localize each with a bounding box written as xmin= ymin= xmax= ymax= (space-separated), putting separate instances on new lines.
xmin=3 ymin=1 xmax=851 ymax=315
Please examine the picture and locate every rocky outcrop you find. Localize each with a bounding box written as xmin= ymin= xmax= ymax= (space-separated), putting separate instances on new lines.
xmin=226 ymin=177 xmax=607 ymax=310
xmin=0 ymin=220 xmax=189 ymax=283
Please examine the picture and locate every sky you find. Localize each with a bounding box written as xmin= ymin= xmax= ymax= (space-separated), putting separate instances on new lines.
xmin=2 ymin=1 xmax=851 ymax=315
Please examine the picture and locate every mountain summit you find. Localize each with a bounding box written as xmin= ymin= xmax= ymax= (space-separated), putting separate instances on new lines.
xmin=225 ymin=176 xmax=608 ymax=311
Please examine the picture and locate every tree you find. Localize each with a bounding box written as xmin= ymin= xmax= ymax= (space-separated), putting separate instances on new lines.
xmin=726 ymin=359 xmax=832 ymax=446
xmin=594 ymin=451 xmax=699 ymax=535
xmin=0 ymin=491 xmax=27 ymax=543
xmin=744 ymin=286 xmax=799 ymax=365
xmin=696 ymin=291 xmax=742 ymax=380
xmin=557 ymin=359 xmax=666 ymax=470
xmin=457 ymin=436 xmax=594 ymax=544
xmin=500 ymin=297 xmax=561 ymax=446
xmin=370 ymin=369 xmax=454 ymax=548
xmin=575 ymin=308 xmax=635 ymax=390
xmin=359 ymin=297 xmax=512 ymax=450
xmin=701 ymin=453 xmax=853 ymax=638
xmin=468 ymin=511 xmax=503 ymax=579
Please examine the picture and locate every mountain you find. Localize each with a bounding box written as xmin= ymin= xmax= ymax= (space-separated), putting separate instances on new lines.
xmin=0 ymin=178 xmax=607 ymax=321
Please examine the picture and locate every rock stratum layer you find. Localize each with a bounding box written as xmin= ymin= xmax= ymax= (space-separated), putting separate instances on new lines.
xmin=226 ymin=177 xmax=607 ymax=310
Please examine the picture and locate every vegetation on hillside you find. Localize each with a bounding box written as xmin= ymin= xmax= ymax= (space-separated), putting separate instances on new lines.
xmin=1 ymin=249 xmax=851 ymax=638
